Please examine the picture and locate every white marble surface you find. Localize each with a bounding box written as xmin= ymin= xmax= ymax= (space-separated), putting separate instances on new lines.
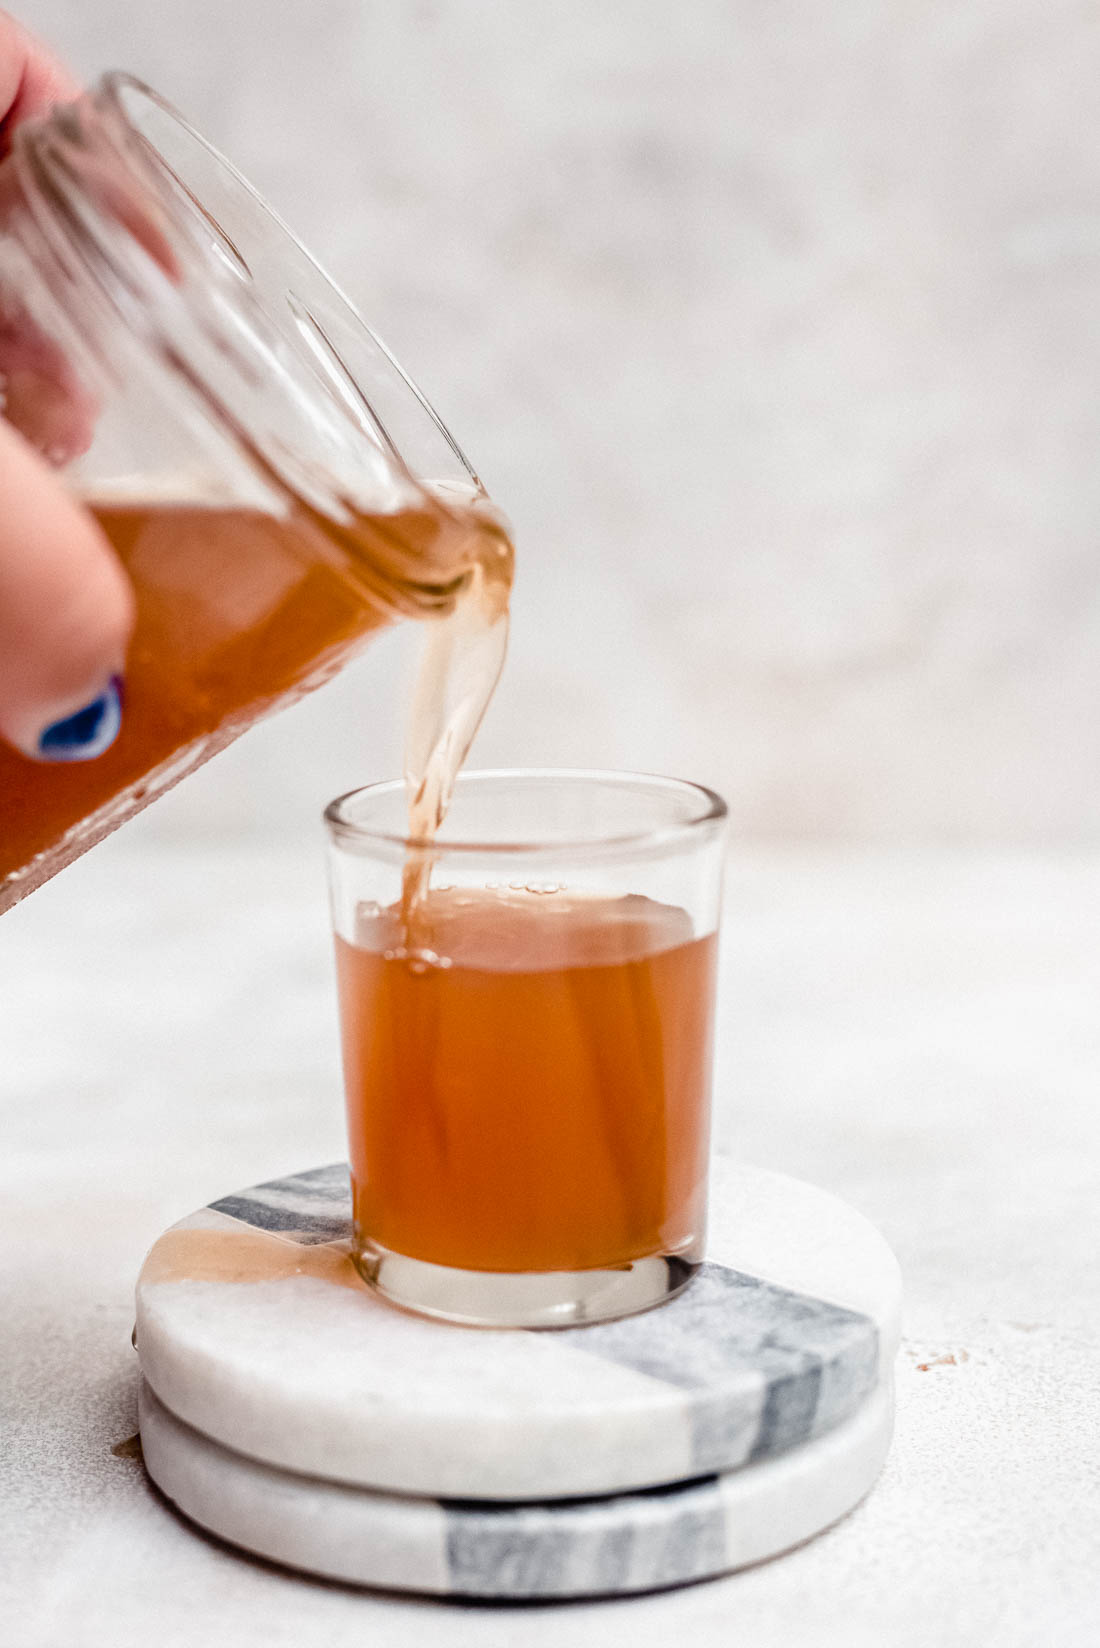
xmin=13 ymin=0 xmax=1100 ymax=844
xmin=2 ymin=840 xmax=1098 ymax=1642
xmin=135 ymin=1159 xmax=896 ymax=1498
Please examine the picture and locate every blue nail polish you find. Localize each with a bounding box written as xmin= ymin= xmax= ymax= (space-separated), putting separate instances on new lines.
xmin=37 ymin=675 xmax=124 ymax=761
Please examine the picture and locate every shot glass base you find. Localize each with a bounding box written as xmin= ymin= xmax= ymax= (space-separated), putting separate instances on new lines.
xmin=353 ymin=1240 xmax=701 ymax=1329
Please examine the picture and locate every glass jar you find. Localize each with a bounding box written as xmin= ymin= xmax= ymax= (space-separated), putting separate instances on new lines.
xmin=0 ymin=74 xmax=506 ymax=913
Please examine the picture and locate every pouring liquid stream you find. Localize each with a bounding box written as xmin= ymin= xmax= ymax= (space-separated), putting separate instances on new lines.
xmin=398 ymin=492 xmax=514 ymax=949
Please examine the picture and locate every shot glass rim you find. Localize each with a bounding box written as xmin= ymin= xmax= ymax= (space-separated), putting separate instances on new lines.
xmin=323 ymin=767 xmax=728 ymax=859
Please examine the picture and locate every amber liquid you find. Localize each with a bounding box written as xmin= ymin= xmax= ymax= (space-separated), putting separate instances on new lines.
xmin=0 ymin=487 xmax=512 ymax=912
xmin=336 ymin=887 xmax=717 ymax=1274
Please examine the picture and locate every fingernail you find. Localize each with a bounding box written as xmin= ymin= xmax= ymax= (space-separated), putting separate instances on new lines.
xmin=36 ymin=675 xmax=124 ymax=761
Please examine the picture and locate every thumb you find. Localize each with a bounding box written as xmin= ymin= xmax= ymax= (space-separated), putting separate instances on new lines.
xmin=0 ymin=419 xmax=134 ymax=759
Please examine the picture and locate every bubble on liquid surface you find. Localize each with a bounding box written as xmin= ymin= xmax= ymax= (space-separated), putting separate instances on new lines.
xmin=383 ymin=944 xmax=453 ymax=974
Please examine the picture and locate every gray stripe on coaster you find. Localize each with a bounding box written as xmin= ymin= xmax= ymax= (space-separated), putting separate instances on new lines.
xmin=209 ymin=1164 xmax=351 ymax=1244
xmin=442 ymin=1475 xmax=728 ymax=1598
xmin=558 ymin=1263 xmax=878 ymax=1470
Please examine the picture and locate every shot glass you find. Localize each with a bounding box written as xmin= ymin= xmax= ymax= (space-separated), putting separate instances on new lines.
xmin=325 ymin=768 xmax=728 ymax=1328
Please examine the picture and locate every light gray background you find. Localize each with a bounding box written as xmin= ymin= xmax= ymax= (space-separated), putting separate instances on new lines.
xmin=18 ymin=0 xmax=1100 ymax=845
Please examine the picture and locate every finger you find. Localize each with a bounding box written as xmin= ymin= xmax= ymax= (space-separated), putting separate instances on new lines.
xmin=0 ymin=11 xmax=79 ymax=150
xmin=0 ymin=287 xmax=100 ymax=464
xmin=0 ymin=15 xmax=178 ymax=282
xmin=0 ymin=417 xmax=133 ymax=759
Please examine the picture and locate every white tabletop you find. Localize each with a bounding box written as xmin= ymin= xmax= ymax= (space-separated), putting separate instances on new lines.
xmin=2 ymin=839 xmax=1098 ymax=1646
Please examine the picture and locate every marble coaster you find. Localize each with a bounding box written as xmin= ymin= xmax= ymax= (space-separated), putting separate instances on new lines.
xmin=135 ymin=1157 xmax=900 ymax=1501
xmin=139 ymin=1374 xmax=894 ymax=1599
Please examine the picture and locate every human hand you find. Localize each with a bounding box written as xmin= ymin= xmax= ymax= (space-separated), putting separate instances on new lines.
xmin=0 ymin=11 xmax=131 ymax=761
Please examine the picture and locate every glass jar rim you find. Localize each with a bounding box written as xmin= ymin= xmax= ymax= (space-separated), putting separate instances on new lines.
xmin=324 ymin=768 xmax=729 ymax=859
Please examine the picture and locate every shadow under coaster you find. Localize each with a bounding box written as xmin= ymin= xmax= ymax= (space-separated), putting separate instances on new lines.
xmin=135 ymin=1157 xmax=901 ymax=1599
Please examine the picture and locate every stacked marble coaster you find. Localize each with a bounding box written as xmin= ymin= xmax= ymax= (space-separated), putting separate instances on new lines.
xmin=135 ymin=1157 xmax=900 ymax=1599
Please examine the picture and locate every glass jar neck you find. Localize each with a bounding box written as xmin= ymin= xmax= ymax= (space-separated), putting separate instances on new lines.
xmin=3 ymin=75 xmax=488 ymax=615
